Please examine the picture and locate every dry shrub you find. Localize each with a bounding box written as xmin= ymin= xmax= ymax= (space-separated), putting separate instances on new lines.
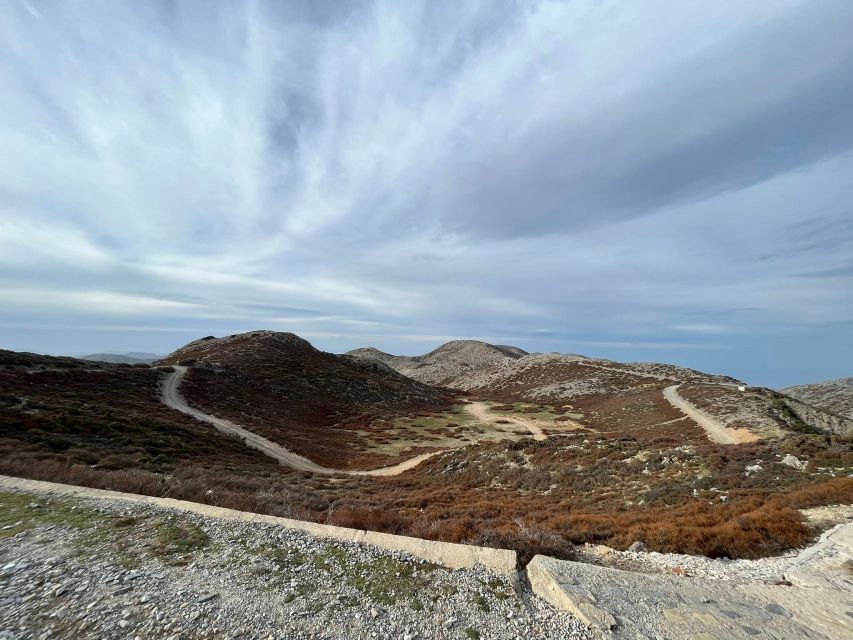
xmin=473 ymin=522 xmax=576 ymax=566
xmin=327 ymin=507 xmax=411 ymax=534
xmin=771 ymin=477 xmax=853 ymax=509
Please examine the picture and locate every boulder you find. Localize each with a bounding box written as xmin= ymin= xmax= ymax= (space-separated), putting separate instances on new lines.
xmin=780 ymin=454 xmax=807 ymax=471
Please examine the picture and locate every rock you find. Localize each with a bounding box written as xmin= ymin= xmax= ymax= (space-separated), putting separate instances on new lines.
xmin=443 ymin=617 xmax=458 ymax=628
xmin=197 ymin=593 xmax=218 ymax=604
xmin=628 ymin=541 xmax=647 ymax=553
xmin=780 ymin=455 xmax=807 ymax=471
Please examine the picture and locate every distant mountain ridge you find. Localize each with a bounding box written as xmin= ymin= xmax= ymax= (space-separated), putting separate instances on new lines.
xmin=81 ymin=352 xmax=161 ymax=364
xmin=348 ymin=339 xmax=852 ymax=436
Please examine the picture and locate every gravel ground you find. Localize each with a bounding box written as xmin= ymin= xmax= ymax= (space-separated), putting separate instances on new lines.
xmin=0 ymin=491 xmax=590 ymax=640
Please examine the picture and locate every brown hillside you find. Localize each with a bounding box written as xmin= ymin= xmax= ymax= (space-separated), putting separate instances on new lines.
xmin=158 ymin=331 xmax=453 ymax=468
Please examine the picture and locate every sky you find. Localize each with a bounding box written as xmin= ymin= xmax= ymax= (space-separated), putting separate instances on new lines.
xmin=1 ymin=0 xmax=852 ymax=388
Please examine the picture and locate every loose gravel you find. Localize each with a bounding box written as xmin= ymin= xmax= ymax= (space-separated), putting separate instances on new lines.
xmin=0 ymin=490 xmax=590 ymax=640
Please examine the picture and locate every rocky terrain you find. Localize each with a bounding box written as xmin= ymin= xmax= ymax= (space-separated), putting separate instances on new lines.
xmin=158 ymin=331 xmax=454 ymax=468
xmin=347 ymin=340 xmax=531 ymax=387
xmin=0 ymin=487 xmax=588 ymax=640
xmin=783 ymin=377 xmax=853 ymax=420
xmin=350 ymin=342 xmax=844 ymax=440
xmin=1 ymin=333 xmax=850 ymax=565
xmin=2 ymin=478 xmax=850 ymax=640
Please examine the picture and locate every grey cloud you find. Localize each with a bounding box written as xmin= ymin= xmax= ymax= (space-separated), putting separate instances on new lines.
xmin=796 ymin=264 xmax=853 ymax=279
xmin=1 ymin=0 xmax=852 ymax=388
xmin=428 ymin=2 xmax=853 ymax=238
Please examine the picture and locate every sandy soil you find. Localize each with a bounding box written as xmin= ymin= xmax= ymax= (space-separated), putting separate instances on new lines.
xmin=463 ymin=401 xmax=551 ymax=440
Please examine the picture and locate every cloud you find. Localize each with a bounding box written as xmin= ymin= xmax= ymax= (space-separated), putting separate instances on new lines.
xmin=1 ymin=0 xmax=852 ymax=387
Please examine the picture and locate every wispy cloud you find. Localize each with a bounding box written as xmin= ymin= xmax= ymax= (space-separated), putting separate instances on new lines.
xmin=1 ymin=0 xmax=852 ymax=386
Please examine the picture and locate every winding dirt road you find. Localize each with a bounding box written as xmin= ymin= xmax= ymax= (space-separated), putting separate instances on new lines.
xmin=160 ymin=368 xmax=565 ymax=476
xmin=663 ymin=384 xmax=757 ymax=445
xmin=161 ymin=367 xmax=444 ymax=477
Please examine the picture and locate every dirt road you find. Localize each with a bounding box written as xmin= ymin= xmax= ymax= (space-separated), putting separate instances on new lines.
xmin=160 ymin=367 xmax=441 ymax=477
xmin=463 ymin=401 xmax=548 ymax=440
xmin=663 ymin=384 xmax=758 ymax=444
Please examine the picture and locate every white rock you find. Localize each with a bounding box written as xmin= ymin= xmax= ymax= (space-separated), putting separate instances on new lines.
xmin=780 ymin=455 xmax=807 ymax=471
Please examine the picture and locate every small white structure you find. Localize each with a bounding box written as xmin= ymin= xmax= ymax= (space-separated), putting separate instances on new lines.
xmin=738 ymin=385 xmax=747 ymax=392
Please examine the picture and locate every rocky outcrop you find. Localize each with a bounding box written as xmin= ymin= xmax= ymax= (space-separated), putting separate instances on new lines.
xmin=784 ymin=397 xmax=853 ymax=436
xmin=782 ymin=377 xmax=853 ymax=420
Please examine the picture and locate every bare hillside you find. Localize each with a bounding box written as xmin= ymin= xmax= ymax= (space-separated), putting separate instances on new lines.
xmin=782 ymin=378 xmax=853 ymax=420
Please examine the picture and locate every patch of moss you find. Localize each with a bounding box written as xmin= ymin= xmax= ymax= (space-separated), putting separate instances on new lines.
xmin=472 ymin=594 xmax=490 ymax=612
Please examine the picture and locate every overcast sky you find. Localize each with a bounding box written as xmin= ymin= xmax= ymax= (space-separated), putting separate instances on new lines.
xmin=2 ymin=0 xmax=852 ymax=387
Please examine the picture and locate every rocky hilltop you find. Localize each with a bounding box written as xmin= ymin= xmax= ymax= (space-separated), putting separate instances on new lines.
xmin=347 ymin=339 xmax=531 ymax=386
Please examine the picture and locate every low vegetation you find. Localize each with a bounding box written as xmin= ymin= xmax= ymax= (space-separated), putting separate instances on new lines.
xmin=1 ymin=345 xmax=851 ymax=563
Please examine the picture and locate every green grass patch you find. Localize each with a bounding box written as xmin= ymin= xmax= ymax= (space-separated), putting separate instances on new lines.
xmin=310 ymin=546 xmax=439 ymax=608
xmin=0 ymin=491 xmax=211 ymax=568
xmin=0 ymin=492 xmax=108 ymax=539
xmin=472 ymin=593 xmax=490 ymax=612
xmin=151 ymin=520 xmax=210 ymax=561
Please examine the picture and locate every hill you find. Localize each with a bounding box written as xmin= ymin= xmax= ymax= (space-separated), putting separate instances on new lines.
xmin=1 ymin=336 xmax=851 ymax=562
xmin=157 ymin=331 xmax=453 ymax=468
xmin=782 ymin=377 xmax=853 ymax=420
xmin=347 ymin=339 xmax=531 ymax=386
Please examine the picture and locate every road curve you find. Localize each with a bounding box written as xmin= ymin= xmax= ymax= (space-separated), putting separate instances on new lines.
xmin=662 ymin=384 xmax=757 ymax=445
xmin=160 ymin=366 xmax=441 ymax=477
xmin=464 ymin=401 xmax=549 ymax=440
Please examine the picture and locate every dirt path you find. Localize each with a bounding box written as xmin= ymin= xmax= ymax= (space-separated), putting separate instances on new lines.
xmin=663 ymin=384 xmax=758 ymax=444
xmin=463 ymin=401 xmax=548 ymax=440
xmin=160 ymin=367 xmax=443 ymax=477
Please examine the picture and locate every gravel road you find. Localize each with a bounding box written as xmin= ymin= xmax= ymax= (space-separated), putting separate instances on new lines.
xmin=663 ymin=384 xmax=758 ymax=444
